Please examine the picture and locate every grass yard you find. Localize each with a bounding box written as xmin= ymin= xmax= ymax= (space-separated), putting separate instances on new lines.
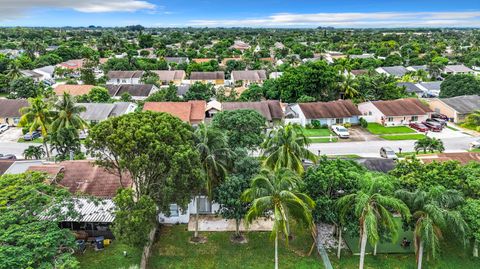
xmin=0 ymin=92 xmax=8 ymax=98
xmin=470 ymin=148 xmax=480 ymax=153
xmin=147 ymin=225 xmax=322 ymax=269
xmin=327 ymin=154 xmax=362 ymax=159
xmin=302 ymin=128 xmax=333 ymax=137
xmin=309 ymin=137 xmax=338 ymax=143
xmin=366 ymin=123 xmax=415 ymax=135
xmin=76 ymin=241 xmax=142 ymax=269
xmin=379 ymin=134 xmax=426 ymax=141
xmin=17 ymin=137 xmax=43 ymax=143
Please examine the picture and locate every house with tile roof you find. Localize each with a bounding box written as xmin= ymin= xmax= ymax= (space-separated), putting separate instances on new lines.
xmin=54 ymin=84 xmax=95 ymax=96
xmin=358 ymin=98 xmax=433 ymax=126
xmin=106 ymin=70 xmax=144 ymax=85
xmin=0 ymin=99 xmax=29 ymax=126
xmin=143 ymin=101 xmax=206 ymax=125
xmin=426 ymin=95 xmax=480 ymax=123
xmin=286 ymin=100 xmax=362 ymax=127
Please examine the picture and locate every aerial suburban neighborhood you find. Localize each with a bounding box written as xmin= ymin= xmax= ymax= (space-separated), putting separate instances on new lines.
xmin=1 ymin=1 xmax=480 ymax=269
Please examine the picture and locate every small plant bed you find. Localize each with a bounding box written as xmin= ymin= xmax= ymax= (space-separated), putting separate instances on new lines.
xmin=379 ymin=134 xmax=426 ymax=141
xmin=302 ymin=128 xmax=333 ymax=137
xmin=366 ymin=123 xmax=415 ymax=135
xmin=17 ymin=137 xmax=44 ymax=143
xmin=76 ymin=241 xmax=142 ymax=269
xmin=147 ymin=225 xmax=320 ymax=269
xmin=309 ymin=137 xmax=338 ymax=143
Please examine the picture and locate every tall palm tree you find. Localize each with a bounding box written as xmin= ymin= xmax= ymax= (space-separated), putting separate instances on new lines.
xmin=193 ymin=124 xmax=233 ymax=238
xmin=19 ymin=97 xmax=55 ymax=158
xmin=6 ymin=62 xmax=22 ymax=80
xmin=262 ymin=124 xmax=317 ymax=174
xmin=337 ymin=175 xmax=411 ymax=269
xmin=242 ymin=168 xmax=315 ymax=269
xmin=339 ymin=73 xmax=359 ymax=99
xmin=395 ymin=187 xmax=468 ymax=269
xmin=51 ymin=93 xmax=88 ymax=133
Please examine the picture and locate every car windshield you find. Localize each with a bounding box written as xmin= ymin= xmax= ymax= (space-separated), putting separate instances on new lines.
xmin=337 ymin=127 xmax=348 ymax=132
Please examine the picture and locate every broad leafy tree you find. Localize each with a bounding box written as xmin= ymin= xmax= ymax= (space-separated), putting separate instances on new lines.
xmin=440 ymin=74 xmax=480 ymax=98
xmin=184 ymin=82 xmax=215 ymax=101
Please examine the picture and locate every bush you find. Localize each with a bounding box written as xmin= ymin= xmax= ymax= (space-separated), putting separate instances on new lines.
xmin=343 ymin=122 xmax=352 ymax=128
xmin=359 ymin=117 xmax=368 ymax=128
xmin=305 ymin=123 xmax=314 ymax=129
xmin=311 ymin=120 xmax=321 ymax=129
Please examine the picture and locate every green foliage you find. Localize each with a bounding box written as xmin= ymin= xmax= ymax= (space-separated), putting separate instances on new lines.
xmin=50 ymin=126 xmax=82 ymax=161
xmin=355 ymin=73 xmax=408 ymax=101
xmin=120 ymin=92 xmax=133 ymax=102
xmin=311 ymin=120 xmax=321 ymax=129
xmin=112 ymin=188 xmax=157 ymax=247
xmin=463 ymin=110 xmax=480 ymax=131
xmin=463 ymin=198 xmax=480 ymax=243
xmin=359 ymin=117 xmax=368 ymax=128
xmin=414 ymin=137 xmax=445 ymax=153
xmin=440 ymin=74 xmax=480 ymax=98
xmin=0 ymin=172 xmax=78 ymax=269
xmin=239 ymin=84 xmax=264 ymax=101
xmin=23 ymin=145 xmax=46 ymax=159
xmin=184 ymin=82 xmax=215 ymax=101
xmin=8 ymin=77 xmax=43 ymax=99
xmin=211 ymin=109 xmax=265 ymax=149
xmin=144 ymin=84 xmax=180 ymax=102
xmin=77 ymin=86 xmax=112 ymax=103
xmin=85 ymin=111 xmax=203 ymax=213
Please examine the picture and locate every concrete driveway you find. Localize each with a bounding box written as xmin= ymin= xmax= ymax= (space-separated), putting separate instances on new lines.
xmin=0 ymin=128 xmax=23 ymax=142
xmin=427 ymin=126 xmax=471 ymax=139
xmin=348 ymin=126 xmax=382 ymax=142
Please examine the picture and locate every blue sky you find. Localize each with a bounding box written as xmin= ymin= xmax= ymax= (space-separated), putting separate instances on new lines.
xmin=1 ymin=0 xmax=480 ymax=27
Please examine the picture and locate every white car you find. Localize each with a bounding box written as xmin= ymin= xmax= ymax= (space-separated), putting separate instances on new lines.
xmin=0 ymin=124 xmax=9 ymax=134
xmin=380 ymin=147 xmax=398 ymax=160
xmin=470 ymin=139 xmax=480 ymax=149
xmin=331 ymin=125 xmax=350 ymax=139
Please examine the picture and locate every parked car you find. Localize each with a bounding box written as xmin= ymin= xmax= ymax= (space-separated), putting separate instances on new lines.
xmin=409 ymin=122 xmax=429 ymax=132
xmin=427 ymin=118 xmax=447 ymax=127
xmin=422 ymin=121 xmax=443 ymax=132
xmin=23 ymin=131 xmax=41 ymax=141
xmin=431 ymin=113 xmax=448 ymax=121
xmin=470 ymin=139 xmax=480 ymax=149
xmin=380 ymin=147 xmax=398 ymax=160
xmin=0 ymin=153 xmax=16 ymax=160
xmin=0 ymin=124 xmax=8 ymax=134
xmin=331 ymin=125 xmax=350 ymax=139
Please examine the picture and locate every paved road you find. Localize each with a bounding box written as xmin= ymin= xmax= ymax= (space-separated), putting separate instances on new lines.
xmin=0 ymin=142 xmax=35 ymax=158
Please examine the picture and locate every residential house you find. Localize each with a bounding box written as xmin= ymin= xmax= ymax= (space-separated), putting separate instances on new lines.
xmin=176 ymin=84 xmax=190 ymax=98
xmin=152 ymin=70 xmax=186 ymax=85
xmin=443 ymin=64 xmax=475 ymax=75
xmin=349 ymin=53 xmax=375 ymax=59
xmin=269 ymin=72 xmax=283 ymax=79
xmin=230 ymin=40 xmax=251 ymax=51
xmin=397 ymin=82 xmax=425 ymax=97
xmin=375 ymin=66 xmax=409 ymax=78
xmin=78 ymin=102 xmax=137 ymax=124
xmin=164 ymin=57 xmax=189 ymax=65
xmin=0 ymin=160 xmax=16 ymax=176
xmin=358 ymin=98 xmax=433 ymax=126
xmin=57 ymin=59 xmax=84 ymax=70
xmin=322 ymin=51 xmax=347 ymax=64
xmin=349 ymin=69 xmax=369 ymax=77
xmin=0 ymin=99 xmax=29 ymax=126
xmin=205 ymin=100 xmax=222 ymax=118
xmin=406 ymin=65 xmax=428 ymax=72
xmin=106 ymin=70 xmax=144 ymax=85
xmin=417 ymin=81 xmax=442 ymax=97
xmin=192 ymin=58 xmax=216 ymax=64
xmin=33 ymin=65 xmax=55 ymax=80
xmin=54 ymin=84 xmax=95 ymax=96
xmin=3 ymin=160 xmax=45 ymax=174
xmin=190 ymin=71 xmax=225 ymax=85
xmin=426 ymin=95 xmax=480 ymax=123
xmin=219 ymin=101 xmax=284 ymax=125
xmin=143 ymin=101 xmax=206 ymax=125
xmin=20 ymin=70 xmax=43 ymax=82
xmin=231 ymin=70 xmax=267 ymax=87
xmin=286 ymin=100 xmax=361 ymax=127
xmin=106 ymin=84 xmax=158 ymax=100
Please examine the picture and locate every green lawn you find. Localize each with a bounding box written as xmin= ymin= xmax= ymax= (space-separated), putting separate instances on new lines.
xmin=470 ymin=148 xmax=480 ymax=153
xmin=76 ymin=241 xmax=142 ymax=269
xmin=302 ymin=128 xmax=333 ymax=137
xmin=0 ymin=92 xmax=8 ymax=98
xmin=17 ymin=137 xmax=43 ymax=143
xmin=327 ymin=154 xmax=362 ymax=159
xmin=379 ymin=134 xmax=426 ymax=141
xmin=366 ymin=123 xmax=415 ymax=135
xmin=309 ymin=137 xmax=338 ymax=143
xmin=397 ymin=151 xmax=441 ymax=158
xmin=148 ymin=225 xmax=322 ymax=269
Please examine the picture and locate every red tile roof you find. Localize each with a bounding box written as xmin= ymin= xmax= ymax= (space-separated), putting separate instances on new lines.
xmin=54 ymin=84 xmax=95 ymax=96
xmin=371 ymin=98 xmax=433 ymax=116
xmin=143 ymin=101 xmax=206 ymax=123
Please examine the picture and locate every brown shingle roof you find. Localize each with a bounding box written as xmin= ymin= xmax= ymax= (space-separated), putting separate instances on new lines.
xmin=222 ymin=101 xmax=284 ymax=121
xmin=371 ymin=98 xmax=433 ymax=116
xmin=29 ymin=160 xmax=132 ymax=198
xmin=0 ymin=160 xmax=15 ymax=175
xmin=298 ymin=100 xmax=361 ymax=119
xmin=232 ymin=70 xmax=267 ymax=81
xmin=143 ymin=101 xmax=206 ymax=123
xmin=153 ymin=70 xmax=186 ymax=81
xmin=54 ymin=84 xmax=95 ymax=96
xmin=419 ymin=152 xmax=480 ymax=165
xmin=0 ymin=99 xmax=29 ymax=118
xmin=190 ymin=71 xmax=225 ymax=80
xmin=107 ymin=70 xmax=144 ymax=79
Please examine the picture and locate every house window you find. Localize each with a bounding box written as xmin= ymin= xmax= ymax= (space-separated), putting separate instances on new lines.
xmin=387 ymin=117 xmax=394 ymax=122
xmin=169 ymin=204 xmax=179 ymax=217
xmin=368 ymin=111 xmax=372 ymax=116
xmin=411 ymin=116 xmax=418 ymax=121
xmin=121 ymin=79 xmax=127 ymax=83
xmin=335 ymin=118 xmax=344 ymax=124
xmin=13 ymin=118 xmax=20 ymax=125
xmin=197 ymin=197 xmax=211 ymax=213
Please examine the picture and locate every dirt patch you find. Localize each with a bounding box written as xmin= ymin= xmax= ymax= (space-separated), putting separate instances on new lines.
xmin=189 ymin=236 xmax=208 ymax=244
xmin=230 ymin=234 xmax=248 ymax=244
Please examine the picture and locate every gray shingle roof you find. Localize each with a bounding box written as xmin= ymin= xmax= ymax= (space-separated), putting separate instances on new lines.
xmin=397 ymin=82 xmax=424 ymax=94
xmin=78 ymin=102 xmax=134 ymax=121
xmin=0 ymin=99 xmax=29 ymax=118
xmin=379 ymin=66 xmax=409 ymax=77
xmin=105 ymin=84 xmax=155 ymax=97
xmin=440 ymin=95 xmax=480 ymax=114
xmin=418 ymin=81 xmax=442 ymax=92
xmin=107 ymin=70 xmax=144 ymax=79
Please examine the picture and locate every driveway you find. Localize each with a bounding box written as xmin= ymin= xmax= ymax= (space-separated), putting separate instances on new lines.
xmin=348 ymin=126 xmax=382 ymax=142
xmin=427 ymin=126 xmax=471 ymax=139
xmin=0 ymin=128 xmax=23 ymax=142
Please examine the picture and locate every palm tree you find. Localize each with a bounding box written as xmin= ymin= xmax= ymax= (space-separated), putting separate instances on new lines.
xmin=23 ymin=145 xmax=46 ymax=160
xmin=337 ymin=175 xmax=411 ymax=269
xmin=427 ymin=62 xmax=445 ymax=80
xmin=242 ymin=168 xmax=315 ymax=269
xmin=262 ymin=124 xmax=317 ymax=174
xmin=19 ymin=97 xmax=54 ymax=158
xmin=414 ymin=137 xmax=444 ymax=154
xmin=193 ymin=124 xmax=233 ymax=238
xmin=396 ymin=187 xmax=468 ymax=269
xmin=339 ymin=73 xmax=359 ymax=99
xmin=6 ymin=62 xmax=22 ymax=80
xmin=51 ymin=93 xmax=88 ymax=133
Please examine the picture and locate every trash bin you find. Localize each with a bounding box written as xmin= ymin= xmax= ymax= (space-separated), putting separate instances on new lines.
xmin=95 ymin=236 xmax=105 ymax=250
xmin=103 ymin=239 xmax=111 ymax=247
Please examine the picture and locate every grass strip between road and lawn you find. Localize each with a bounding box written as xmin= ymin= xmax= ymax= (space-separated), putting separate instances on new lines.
xmin=17 ymin=137 xmax=44 ymax=143
xmin=379 ymin=134 xmax=426 ymax=141
xmin=366 ymin=123 xmax=415 ymax=135
xmin=309 ymin=137 xmax=338 ymax=143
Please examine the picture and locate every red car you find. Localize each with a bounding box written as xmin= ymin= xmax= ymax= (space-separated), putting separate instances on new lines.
xmin=422 ymin=121 xmax=442 ymax=132
xmin=409 ymin=122 xmax=429 ymax=132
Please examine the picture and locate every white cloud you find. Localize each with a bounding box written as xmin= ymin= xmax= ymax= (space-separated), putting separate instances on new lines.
xmin=0 ymin=0 xmax=156 ymax=20
xmin=188 ymin=11 xmax=480 ymax=28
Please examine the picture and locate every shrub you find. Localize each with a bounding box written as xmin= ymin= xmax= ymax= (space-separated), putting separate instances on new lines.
xmin=343 ymin=122 xmax=352 ymax=128
xmin=305 ymin=123 xmax=314 ymax=129
xmin=359 ymin=117 xmax=368 ymax=128
xmin=311 ymin=120 xmax=321 ymax=129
